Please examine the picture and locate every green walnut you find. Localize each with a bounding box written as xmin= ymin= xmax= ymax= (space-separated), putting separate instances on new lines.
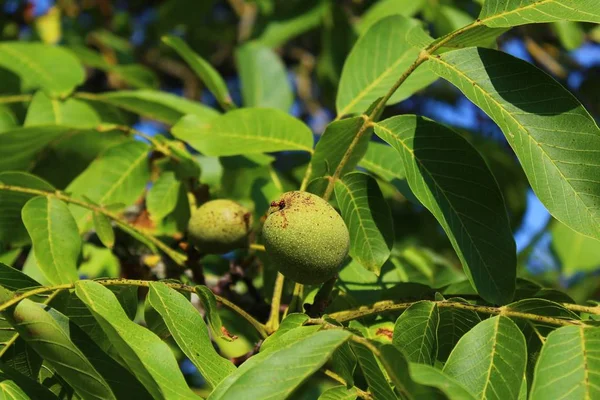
xmin=188 ymin=199 xmax=253 ymax=254
xmin=262 ymin=191 xmax=350 ymax=285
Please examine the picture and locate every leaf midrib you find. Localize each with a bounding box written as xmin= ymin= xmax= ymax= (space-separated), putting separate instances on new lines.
xmin=200 ymin=130 xmax=314 ymax=154
xmin=338 ymin=47 xmax=415 ymax=116
xmin=480 ymin=0 xmax=599 ymax=26
xmin=429 ymin=54 xmax=600 ymax=238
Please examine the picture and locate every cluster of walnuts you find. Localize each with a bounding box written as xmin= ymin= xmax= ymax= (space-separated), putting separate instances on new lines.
xmin=187 ymin=191 xmax=350 ymax=285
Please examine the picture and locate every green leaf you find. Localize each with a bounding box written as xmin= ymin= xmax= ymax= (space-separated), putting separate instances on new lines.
xmin=75 ymin=280 xmax=199 ymax=400
xmin=478 ymin=0 xmax=600 ymax=28
xmin=256 ymin=1 xmax=328 ymax=48
xmin=2 ymin=299 xmax=116 ymax=400
xmin=172 ymin=108 xmax=314 ymax=156
xmin=0 ymin=42 xmax=84 ymax=96
xmin=22 ymin=196 xmax=80 ymax=285
xmin=195 ymin=286 xmax=236 ymax=342
xmin=444 ymin=316 xmax=527 ymax=400
xmin=434 ymin=25 xmax=509 ymax=50
xmin=374 ymin=115 xmax=516 ymax=305
xmin=0 ymin=106 xmax=18 ymax=134
xmin=208 ymin=330 xmax=351 ymax=400
xmin=162 ymin=35 xmax=233 ymax=109
xmin=85 ymin=90 xmax=220 ymax=125
xmin=393 ymin=301 xmax=439 ymax=365
xmin=334 ymin=172 xmax=394 ymax=273
xmin=147 ymin=171 xmax=181 ymax=221
xmin=0 ymin=264 xmax=45 ymax=378
xmin=0 ymin=360 xmax=56 ymax=400
xmin=66 ymin=141 xmax=150 ymax=231
xmin=551 ymin=220 xmax=600 ymax=275
xmin=92 ymin=212 xmax=115 ymax=249
xmin=31 ymin=130 xmax=131 ymax=189
xmin=437 ymin=298 xmax=481 ymax=361
xmin=350 ymin=340 xmax=397 ymax=400
xmin=25 ymin=91 xmax=102 ymax=128
xmin=147 ymin=282 xmax=236 ymax=388
xmin=260 ymin=313 xmax=309 ymax=352
xmin=337 ymin=16 xmax=436 ymax=116
xmin=307 ymin=117 xmax=371 ymax=187
xmin=356 ymin=0 xmax=425 ymax=34
xmin=318 ymin=386 xmax=358 ymax=400
xmin=110 ymin=64 xmax=159 ymax=89
xmin=236 ymin=42 xmax=293 ymax=112
xmin=0 ymin=126 xmax=72 ymax=172
xmin=530 ymin=326 xmax=600 ymax=399
xmin=0 ymin=379 xmax=30 ymax=399
xmin=376 ymin=342 xmax=439 ymax=398
xmin=428 ymin=47 xmax=600 ymax=241
xmin=0 ymin=172 xmax=55 ymax=247
xmin=553 ymin=21 xmax=585 ymax=51
xmin=330 ymin=342 xmax=356 ymax=388
xmin=358 ymin=141 xmax=406 ymax=181
xmin=410 ymin=363 xmax=476 ymax=400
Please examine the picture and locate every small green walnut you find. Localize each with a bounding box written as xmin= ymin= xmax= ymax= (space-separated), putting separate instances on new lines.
xmin=188 ymin=199 xmax=253 ymax=254
xmin=262 ymin=191 xmax=350 ymax=285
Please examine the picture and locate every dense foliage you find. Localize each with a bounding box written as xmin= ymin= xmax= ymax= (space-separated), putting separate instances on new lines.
xmin=0 ymin=0 xmax=599 ymax=399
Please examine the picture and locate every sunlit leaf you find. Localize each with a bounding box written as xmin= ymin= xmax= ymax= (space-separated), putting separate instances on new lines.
xmin=85 ymin=90 xmax=219 ymax=125
xmin=66 ymin=141 xmax=150 ymax=231
xmin=0 ymin=42 xmax=84 ymax=96
xmin=530 ymin=325 xmax=600 ymax=399
xmin=162 ymin=35 xmax=234 ymax=109
xmin=479 ymin=0 xmax=600 ymax=28
xmin=146 ymin=171 xmax=181 ymax=221
xmin=209 ymin=330 xmax=351 ymax=400
xmin=93 ymin=212 xmax=115 ymax=249
xmin=22 ymin=196 xmax=80 ymax=285
xmin=428 ymin=47 xmax=600 ymax=241
xmin=358 ymin=141 xmax=405 ymax=181
xmin=25 ymin=91 xmax=101 ymax=128
xmin=172 ymin=108 xmax=313 ymax=156
xmin=551 ymin=220 xmax=600 ymax=275
xmin=444 ymin=316 xmax=527 ymax=400
xmin=307 ymin=116 xmax=371 ymax=187
xmin=318 ymin=386 xmax=358 ymax=400
xmin=236 ymin=42 xmax=293 ymax=112
xmin=393 ymin=301 xmax=439 ymax=365
xmin=148 ymin=283 xmax=236 ymax=388
xmin=410 ymin=363 xmax=476 ymax=400
xmin=75 ymin=281 xmax=199 ymax=400
xmin=1 ymin=298 xmax=116 ymax=400
xmin=337 ymin=16 xmax=436 ymax=116
xmin=356 ymin=0 xmax=426 ymax=34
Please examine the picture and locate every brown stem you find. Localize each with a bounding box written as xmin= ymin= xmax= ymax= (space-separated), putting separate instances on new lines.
xmin=328 ymin=299 xmax=586 ymax=327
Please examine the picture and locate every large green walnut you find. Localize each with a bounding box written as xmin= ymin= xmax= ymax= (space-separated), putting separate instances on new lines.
xmin=188 ymin=199 xmax=253 ymax=254
xmin=262 ymin=191 xmax=350 ymax=285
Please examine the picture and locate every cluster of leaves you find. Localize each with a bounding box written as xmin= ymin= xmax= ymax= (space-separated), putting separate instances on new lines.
xmin=0 ymin=0 xmax=599 ymax=399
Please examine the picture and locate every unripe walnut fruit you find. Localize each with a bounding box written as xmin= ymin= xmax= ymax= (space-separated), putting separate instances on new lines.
xmin=262 ymin=191 xmax=350 ymax=285
xmin=187 ymin=199 xmax=253 ymax=254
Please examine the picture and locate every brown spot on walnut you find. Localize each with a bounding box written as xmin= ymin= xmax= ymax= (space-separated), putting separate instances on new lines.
xmin=376 ymin=328 xmax=393 ymax=341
